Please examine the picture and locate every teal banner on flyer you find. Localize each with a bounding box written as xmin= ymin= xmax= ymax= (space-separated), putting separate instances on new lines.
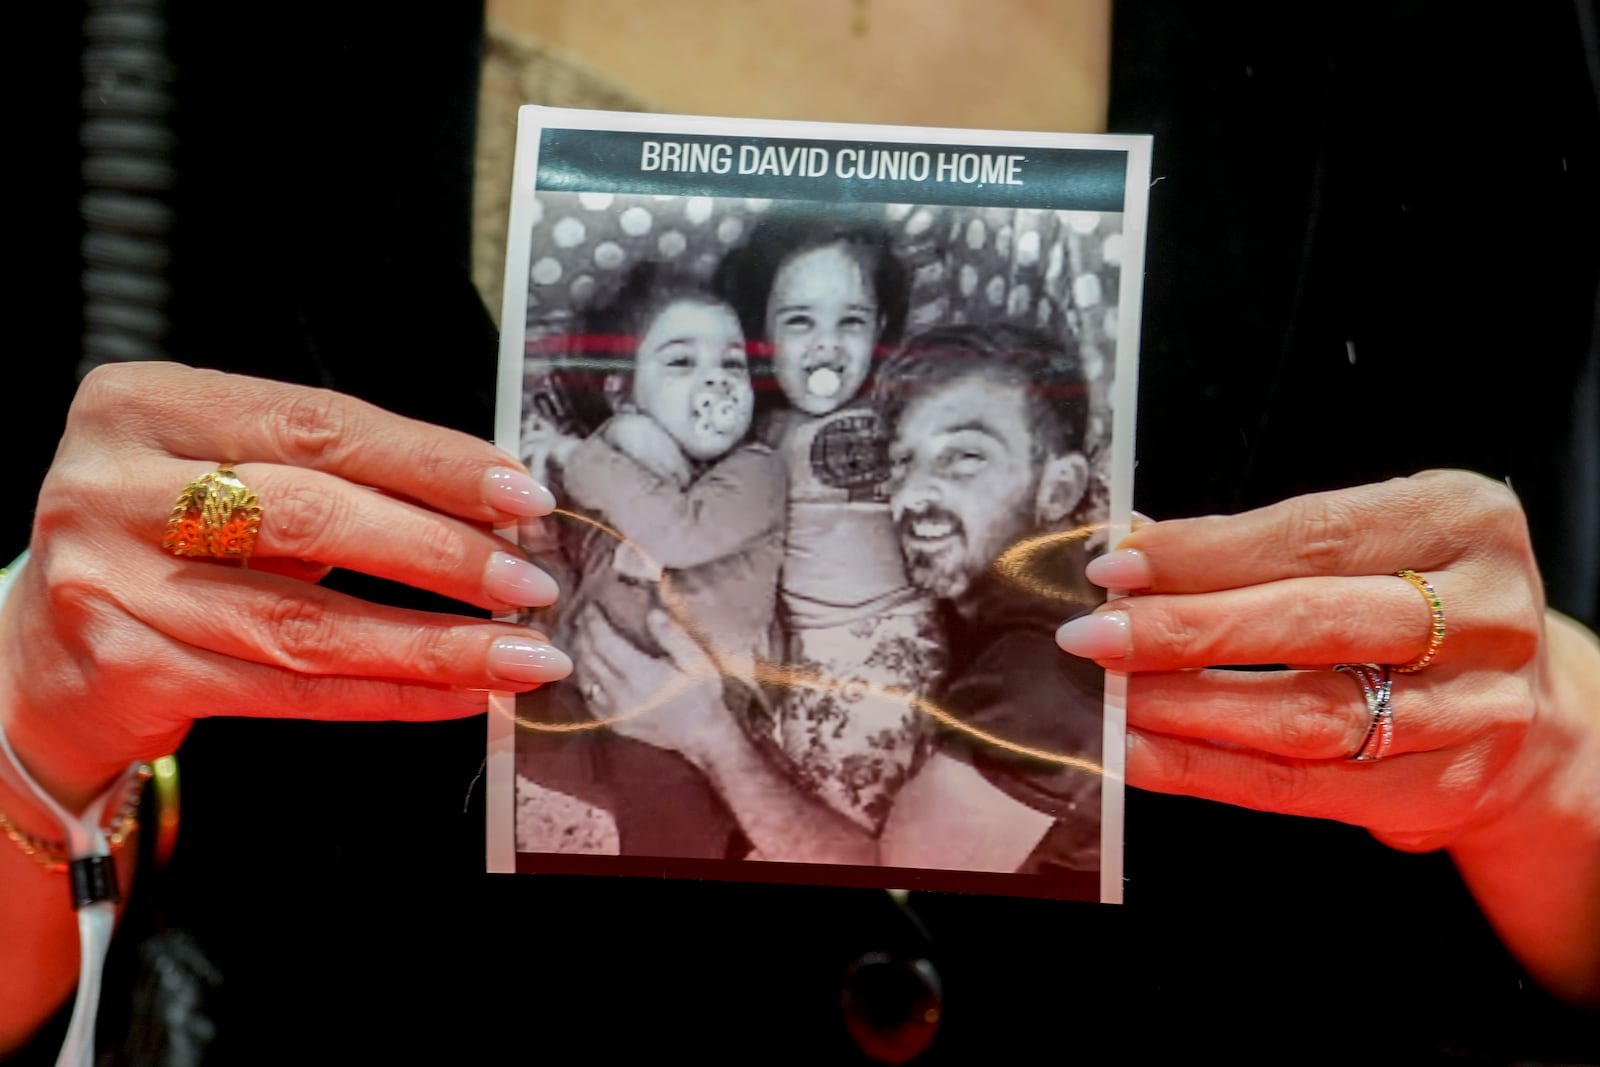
xmin=536 ymin=128 xmax=1128 ymax=210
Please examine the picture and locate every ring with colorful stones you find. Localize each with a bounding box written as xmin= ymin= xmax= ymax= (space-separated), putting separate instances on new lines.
xmin=161 ymin=465 xmax=262 ymax=561
xmin=1393 ymin=569 xmax=1446 ymax=673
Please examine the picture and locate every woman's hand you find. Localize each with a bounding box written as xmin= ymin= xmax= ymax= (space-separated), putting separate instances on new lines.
xmin=569 ymin=607 xmax=731 ymax=763
xmin=0 ymin=362 xmax=573 ymax=811
xmin=1058 ymin=469 xmax=1600 ymax=1003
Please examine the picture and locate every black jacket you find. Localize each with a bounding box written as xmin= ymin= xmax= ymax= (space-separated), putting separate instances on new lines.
xmin=11 ymin=2 xmax=1597 ymax=1063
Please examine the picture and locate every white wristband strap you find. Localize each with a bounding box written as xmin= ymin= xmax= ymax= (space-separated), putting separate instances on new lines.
xmin=0 ymin=552 xmax=142 ymax=1067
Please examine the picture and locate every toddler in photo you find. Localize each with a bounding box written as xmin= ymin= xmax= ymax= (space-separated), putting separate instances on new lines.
xmin=557 ymin=262 xmax=784 ymax=675
xmin=516 ymin=262 xmax=783 ymax=860
xmin=716 ymin=211 xmax=947 ymax=834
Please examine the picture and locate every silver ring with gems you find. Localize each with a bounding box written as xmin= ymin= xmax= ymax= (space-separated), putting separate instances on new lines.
xmin=1335 ymin=663 xmax=1394 ymax=763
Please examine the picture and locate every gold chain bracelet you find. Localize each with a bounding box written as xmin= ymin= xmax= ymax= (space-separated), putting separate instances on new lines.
xmin=0 ymin=763 xmax=153 ymax=874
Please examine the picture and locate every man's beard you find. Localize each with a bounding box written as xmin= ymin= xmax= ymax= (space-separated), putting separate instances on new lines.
xmin=896 ymin=505 xmax=976 ymax=601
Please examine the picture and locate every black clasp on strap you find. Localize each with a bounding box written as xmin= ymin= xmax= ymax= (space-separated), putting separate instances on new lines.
xmin=69 ymin=855 xmax=121 ymax=908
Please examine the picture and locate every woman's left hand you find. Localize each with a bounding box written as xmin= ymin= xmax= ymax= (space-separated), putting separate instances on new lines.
xmin=1057 ymin=469 xmax=1600 ymax=1003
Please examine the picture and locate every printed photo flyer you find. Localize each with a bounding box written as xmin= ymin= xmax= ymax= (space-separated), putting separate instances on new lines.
xmin=488 ymin=105 xmax=1149 ymax=903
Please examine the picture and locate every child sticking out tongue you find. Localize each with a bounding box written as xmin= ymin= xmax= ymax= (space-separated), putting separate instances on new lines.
xmin=708 ymin=215 xmax=947 ymax=836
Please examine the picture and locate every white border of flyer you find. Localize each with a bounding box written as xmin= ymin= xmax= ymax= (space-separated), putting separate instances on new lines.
xmin=489 ymin=105 xmax=1146 ymax=905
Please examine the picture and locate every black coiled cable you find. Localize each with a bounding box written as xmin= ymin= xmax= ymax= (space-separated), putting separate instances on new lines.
xmin=78 ymin=0 xmax=173 ymax=376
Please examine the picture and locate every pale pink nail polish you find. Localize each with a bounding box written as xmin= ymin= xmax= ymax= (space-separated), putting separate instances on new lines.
xmin=1056 ymin=611 xmax=1131 ymax=659
xmin=484 ymin=552 xmax=559 ymax=607
xmin=1085 ymin=549 xmax=1153 ymax=590
xmin=482 ymin=466 xmax=556 ymax=516
xmin=488 ymin=635 xmax=573 ymax=683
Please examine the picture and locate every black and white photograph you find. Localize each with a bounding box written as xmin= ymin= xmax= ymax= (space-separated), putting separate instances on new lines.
xmin=488 ymin=106 xmax=1148 ymax=902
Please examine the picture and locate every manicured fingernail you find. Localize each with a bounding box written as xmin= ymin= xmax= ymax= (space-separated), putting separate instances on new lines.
xmin=484 ymin=551 xmax=559 ymax=607
xmin=1085 ymin=549 xmax=1152 ymax=590
xmin=488 ymin=635 xmax=573 ymax=683
xmin=1056 ymin=611 xmax=1131 ymax=659
xmin=482 ymin=466 xmax=556 ymax=516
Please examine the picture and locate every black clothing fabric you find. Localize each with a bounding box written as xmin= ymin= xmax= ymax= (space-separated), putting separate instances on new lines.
xmin=1111 ymin=1 xmax=1600 ymax=622
xmin=935 ymin=551 xmax=1103 ymax=874
xmin=10 ymin=1 xmax=1599 ymax=1064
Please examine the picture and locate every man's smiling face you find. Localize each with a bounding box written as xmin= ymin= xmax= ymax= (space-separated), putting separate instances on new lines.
xmin=887 ymin=374 xmax=1040 ymax=603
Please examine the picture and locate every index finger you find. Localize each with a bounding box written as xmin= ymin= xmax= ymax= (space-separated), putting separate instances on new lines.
xmin=1109 ymin=470 xmax=1517 ymax=593
xmin=75 ymin=362 xmax=549 ymax=524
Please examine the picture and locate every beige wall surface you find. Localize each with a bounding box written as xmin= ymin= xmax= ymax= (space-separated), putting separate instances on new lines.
xmin=486 ymin=0 xmax=1110 ymax=133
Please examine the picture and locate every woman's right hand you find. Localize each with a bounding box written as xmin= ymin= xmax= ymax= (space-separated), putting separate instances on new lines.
xmin=0 ymin=362 xmax=572 ymax=811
